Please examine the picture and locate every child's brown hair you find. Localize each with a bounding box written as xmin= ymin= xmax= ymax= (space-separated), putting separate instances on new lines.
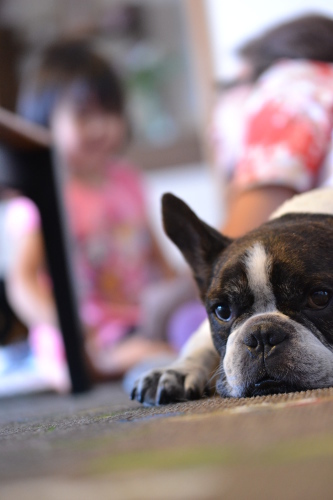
xmin=18 ymin=39 xmax=125 ymax=127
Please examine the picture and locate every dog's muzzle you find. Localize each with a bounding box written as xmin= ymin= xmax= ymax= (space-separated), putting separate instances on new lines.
xmin=220 ymin=313 xmax=303 ymax=398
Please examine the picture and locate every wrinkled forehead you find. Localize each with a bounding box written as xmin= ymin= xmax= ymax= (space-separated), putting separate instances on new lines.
xmin=208 ymin=221 xmax=333 ymax=303
xmin=209 ymin=242 xmax=275 ymax=306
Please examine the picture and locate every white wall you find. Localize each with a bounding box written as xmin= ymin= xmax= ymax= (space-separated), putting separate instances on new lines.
xmin=205 ymin=0 xmax=333 ymax=80
xmin=145 ymin=163 xmax=221 ymax=269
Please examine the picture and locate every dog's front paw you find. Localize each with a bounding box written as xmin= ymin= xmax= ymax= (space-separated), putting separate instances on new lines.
xmin=131 ymin=365 xmax=206 ymax=406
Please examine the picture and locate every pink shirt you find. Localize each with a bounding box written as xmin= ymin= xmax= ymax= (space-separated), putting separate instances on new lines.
xmin=5 ymin=160 xmax=162 ymax=343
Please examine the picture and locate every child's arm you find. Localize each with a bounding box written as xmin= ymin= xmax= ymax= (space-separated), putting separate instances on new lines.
xmin=221 ymin=185 xmax=296 ymax=238
xmin=6 ymin=228 xmax=58 ymax=328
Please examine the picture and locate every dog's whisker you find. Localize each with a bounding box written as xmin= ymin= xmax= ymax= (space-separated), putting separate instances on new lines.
xmin=207 ymin=366 xmax=221 ymax=387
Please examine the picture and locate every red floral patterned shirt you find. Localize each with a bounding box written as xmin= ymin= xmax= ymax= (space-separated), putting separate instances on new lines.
xmin=212 ymin=59 xmax=333 ymax=192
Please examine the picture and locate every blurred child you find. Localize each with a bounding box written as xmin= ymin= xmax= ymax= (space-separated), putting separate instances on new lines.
xmin=4 ymin=40 xmax=201 ymax=391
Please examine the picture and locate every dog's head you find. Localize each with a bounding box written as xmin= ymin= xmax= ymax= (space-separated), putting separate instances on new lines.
xmin=162 ymin=193 xmax=333 ymax=397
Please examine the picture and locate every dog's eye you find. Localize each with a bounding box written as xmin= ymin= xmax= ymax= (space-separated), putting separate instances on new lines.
xmin=307 ymin=290 xmax=331 ymax=309
xmin=215 ymin=303 xmax=232 ymax=322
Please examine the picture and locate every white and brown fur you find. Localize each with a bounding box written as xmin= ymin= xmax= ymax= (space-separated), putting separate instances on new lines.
xmin=131 ymin=188 xmax=333 ymax=405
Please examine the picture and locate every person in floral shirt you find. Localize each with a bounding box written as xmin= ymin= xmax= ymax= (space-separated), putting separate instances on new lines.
xmin=211 ymin=13 xmax=333 ymax=237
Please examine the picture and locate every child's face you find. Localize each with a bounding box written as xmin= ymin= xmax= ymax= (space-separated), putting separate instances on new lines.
xmin=50 ymin=99 xmax=126 ymax=172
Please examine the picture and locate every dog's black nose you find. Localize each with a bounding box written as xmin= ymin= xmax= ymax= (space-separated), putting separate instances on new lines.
xmin=243 ymin=324 xmax=287 ymax=354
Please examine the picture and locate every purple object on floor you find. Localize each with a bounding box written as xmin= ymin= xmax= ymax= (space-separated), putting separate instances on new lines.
xmin=167 ymin=300 xmax=207 ymax=351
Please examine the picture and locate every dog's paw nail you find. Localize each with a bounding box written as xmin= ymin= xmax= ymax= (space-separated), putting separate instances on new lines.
xmin=130 ymin=387 xmax=136 ymax=400
xmin=139 ymin=386 xmax=148 ymax=404
xmin=157 ymin=387 xmax=168 ymax=405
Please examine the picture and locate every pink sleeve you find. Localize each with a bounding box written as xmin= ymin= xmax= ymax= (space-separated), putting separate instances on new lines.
xmin=233 ymin=62 xmax=333 ymax=192
xmin=109 ymin=160 xmax=148 ymax=218
xmin=5 ymin=197 xmax=40 ymax=239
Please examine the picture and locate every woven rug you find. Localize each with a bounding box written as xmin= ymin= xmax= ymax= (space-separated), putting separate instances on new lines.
xmin=1 ymin=384 xmax=333 ymax=499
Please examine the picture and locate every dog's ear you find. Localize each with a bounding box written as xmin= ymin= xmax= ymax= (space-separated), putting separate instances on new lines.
xmin=162 ymin=193 xmax=232 ymax=296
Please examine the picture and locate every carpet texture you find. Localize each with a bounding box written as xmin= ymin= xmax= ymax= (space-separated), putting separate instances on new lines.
xmin=2 ymin=384 xmax=333 ymax=499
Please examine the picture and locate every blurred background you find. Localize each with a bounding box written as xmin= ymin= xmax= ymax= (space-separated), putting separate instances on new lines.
xmin=1 ymin=0 xmax=333 ymax=394
xmin=0 ymin=0 xmax=332 ymax=261
xmin=0 ymin=0 xmax=217 ymax=269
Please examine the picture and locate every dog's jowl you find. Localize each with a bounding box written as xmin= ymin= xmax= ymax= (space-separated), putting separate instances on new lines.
xmin=132 ymin=188 xmax=333 ymax=405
